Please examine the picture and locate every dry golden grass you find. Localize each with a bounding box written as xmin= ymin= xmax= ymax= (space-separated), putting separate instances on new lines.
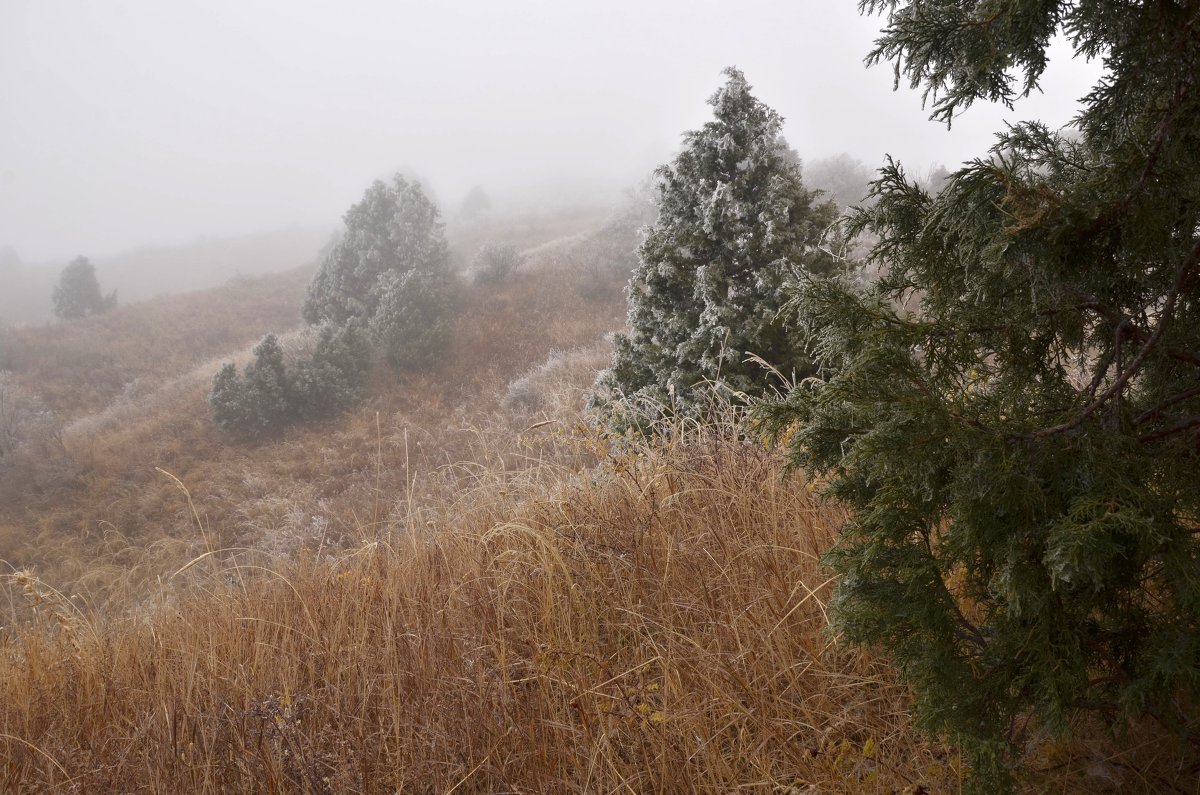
xmin=4 ymin=420 xmax=1192 ymax=792
xmin=0 ymin=424 xmax=955 ymax=793
xmin=0 ymin=268 xmax=312 ymax=418
xmin=447 ymin=206 xmax=611 ymax=268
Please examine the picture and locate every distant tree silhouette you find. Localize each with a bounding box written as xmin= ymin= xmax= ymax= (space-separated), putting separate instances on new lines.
xmin=458 ymin=186 xmax=492 ymax=222
xmin=51 ymin=257 xmax=116 ymax=319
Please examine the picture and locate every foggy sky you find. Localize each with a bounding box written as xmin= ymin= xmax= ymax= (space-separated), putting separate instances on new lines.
xmin=1 ymin=1 xmax=1102 ymax=264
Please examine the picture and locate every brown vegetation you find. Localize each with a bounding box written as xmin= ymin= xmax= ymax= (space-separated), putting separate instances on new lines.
xmin=0 ymin=213 xmax=1192 ymax=792
xmin=0 ymin=268 xmax=312 ymax=418
xmin=1 ymin=424 xmax=965 ymax=793
xmin=0 ymin=214 xmax=627 ymax=613
xmin=5 ymin=418 xmax=1189 ymax=792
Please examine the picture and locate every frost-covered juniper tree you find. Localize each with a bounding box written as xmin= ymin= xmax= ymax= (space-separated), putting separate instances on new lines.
xmin=369 ymin=269 xmax=454 ymax=370
xmin=211 ymin=326 xmax=372 ymax=439
xmin=292 ymin=321 xmax=372 ymax=420
xmin=210 ymin=335 xmax=292 ymax=441
xmin=302 ymin=174 xmax=454 ymax=367
xmin=760 ymin=1 xmax=1200 ymax=788
xmin=593 ymin=68 xmax=838 ymax=424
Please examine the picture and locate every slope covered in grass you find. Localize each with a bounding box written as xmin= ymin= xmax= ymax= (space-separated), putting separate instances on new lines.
xmin=6 ymin=418 xmax=1192 ymax=792
xmin=2 ymin=423 xmax=963 ymax=793
xmin=1 ymin=211 xmax=1194 ymax=793
xmin=0 ymin=211 xmax=629 ymax=612
xmin=0 ymin=268 xmax=312 ymax=418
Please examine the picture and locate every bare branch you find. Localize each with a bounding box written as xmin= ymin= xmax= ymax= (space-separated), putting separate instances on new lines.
xmin=1138 ymin=415 xmax=1200 ymax=444
xmin=1016 ymin=237 xmax=1200 ymax=441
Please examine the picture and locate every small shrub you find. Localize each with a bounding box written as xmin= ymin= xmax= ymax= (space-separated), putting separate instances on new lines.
xmin=502 ymin=351 xmax=568 ymax=412
xmin=0 ymin=372 xmax=55 ymax=465
xmin=0 ymin=373 xmax=72 ymax=502
xmin=209 ymin=335 xmax=293 ymax=441
xmin=471 ymin=243 xmax=525 ymax=285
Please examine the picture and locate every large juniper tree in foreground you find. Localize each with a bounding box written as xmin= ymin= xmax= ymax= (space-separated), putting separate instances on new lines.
xmin=593 ymin=68 xmax=838 ymax=423
xmin=761 ymin=1 xmax=1200 ymax=787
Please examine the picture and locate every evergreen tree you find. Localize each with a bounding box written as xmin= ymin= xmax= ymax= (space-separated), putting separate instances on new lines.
xmin=209 ymin=335 xmax=293 ymax=440
xmin=457 ymin=186 xmax=492 ymax=223
xmin=760 ymin=2 xmax=1200 ymax=788
xmin=212 ymin=326 xmax=373 ymax=439
xmin=302 ymin=175 xmax=452 ymax=329
xmin=241 ymin=334 xmax=292 ymax=428
xmin=593 ymin=68 xmax=838 ymax=422
xmin=369 ymin=269 xmax=455 ymax=370
xmin=52 ymin=256 xmax=116 ymax=319
xmin=292 ymin=322 xmax=371 ymax=419
xmin=209 ymin=363 xmax=251 ymax=438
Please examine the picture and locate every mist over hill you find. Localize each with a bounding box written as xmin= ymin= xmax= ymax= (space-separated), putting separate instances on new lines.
xmin=0 ymin=225 xmax=331 ymax=326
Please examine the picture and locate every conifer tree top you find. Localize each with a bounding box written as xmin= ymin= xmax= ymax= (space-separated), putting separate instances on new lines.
xmin=593 ymin=67 xmax=837 ymax=425
xmin=302 ymin=174 xmax=450 ymax=327
xmin=708 ymin=67 xmax=761 ymax=122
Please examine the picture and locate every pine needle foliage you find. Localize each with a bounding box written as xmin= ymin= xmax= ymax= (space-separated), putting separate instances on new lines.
xmin=593 ymin=68 xmax=839 ymax=426
xmin=760 ymin=2 xmax=1200 ymax=789
xmin=369 ymin=268 xmax=454 ymax=370
xmin=211 ymin=325 xmax=372 ymax=440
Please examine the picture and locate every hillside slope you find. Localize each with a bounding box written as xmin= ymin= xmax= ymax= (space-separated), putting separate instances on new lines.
xmin=1 ymin=211 xmax=1192 ymax=793
xmin=0 ymin=227 xmax=331 ymax=326
xmin=0 ymin=210 xmax=627 ymax=611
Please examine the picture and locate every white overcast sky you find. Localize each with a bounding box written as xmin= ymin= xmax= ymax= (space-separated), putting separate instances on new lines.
xmin=1 ymin=0 xmax=1102 ymax=263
